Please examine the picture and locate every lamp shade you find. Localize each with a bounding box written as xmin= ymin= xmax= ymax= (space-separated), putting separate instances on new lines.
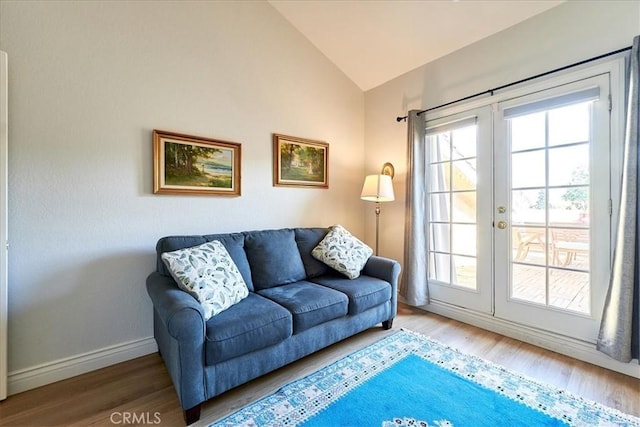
xmin=360 ymin=174 xmax=395 ymax=202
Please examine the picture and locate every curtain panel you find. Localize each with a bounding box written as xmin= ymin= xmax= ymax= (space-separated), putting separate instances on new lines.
xmin=597 ymin=35 xmax=640 ymax=363
xmin=400 ymin=110 xmax=429 ymax=306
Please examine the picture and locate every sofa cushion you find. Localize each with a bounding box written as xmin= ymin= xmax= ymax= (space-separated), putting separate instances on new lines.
xmin=204 ymin=233 xmax=254 ymax=291
xmin=294 ymin=228 xmax=331 ymax=278
xmin=311 ymin=274 xmax=391 ymax=315
xmin=161 ymin=241 xmax=249 ymax=320
xmin=157 ymin=233 xmax=254 ymax=291
xmin=244 ymin=229 xmax=307 ymax=290
xmin=205 ymin=293 xmax=292 ymax=365
xmin=257 ymin=281 xmax=348 ymax=333
xmin=312 ymin=225 xmax=373 ymax=279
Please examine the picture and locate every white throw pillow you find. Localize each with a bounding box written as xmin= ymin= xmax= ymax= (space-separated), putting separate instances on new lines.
xmin=161 ymin=240 xmax=249 ymax=320
xmin=311 ymin=225 xmax=373 ymax=279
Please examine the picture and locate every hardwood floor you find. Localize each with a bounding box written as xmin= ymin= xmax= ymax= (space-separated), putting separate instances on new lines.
xmin=1 ymin=304 xmax=638 ymax=426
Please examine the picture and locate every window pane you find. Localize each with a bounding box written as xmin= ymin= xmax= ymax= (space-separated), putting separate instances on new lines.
xmin=452 ymin=224 xmax=476 ymax=256
xmin=511 ymin=112 xmax=545 ymax=151
xmin=452 ymin=191 xmax=476 ymax=223
xmin=452 ymin=255 xmax=476 ymax=289
xmin=451 ymin=125 xmax=476 ymax=159
xmin=512 ymin=189 xmax=546 ymax=225
xmin=548 ymin=144 xmax=589 ymax=187
xmin=451 ymin=159 xmax=476 ymax=191
xmin=512 ymin=150 xmax=545 ymax=188
xmin=549 ymin=102 xmax=590 ymax=146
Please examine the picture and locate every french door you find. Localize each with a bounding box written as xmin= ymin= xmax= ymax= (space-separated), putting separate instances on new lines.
xmin=425 ymin=64 xmax=619 ymax=343
xmin=494 ymin=74 xmax=612 ymax=342
xmin=425 ymin=107 xmax=493 ymax=314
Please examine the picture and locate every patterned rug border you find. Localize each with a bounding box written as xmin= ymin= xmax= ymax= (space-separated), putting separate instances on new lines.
xmin=211 ymin=329 xmax=640 ymax=427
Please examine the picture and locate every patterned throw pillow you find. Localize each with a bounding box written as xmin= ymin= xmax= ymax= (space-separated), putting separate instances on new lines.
xmin=311 ymin=225 xmax=373 ymax=279
xmin=161 ymin=240 xmax=249 ymax=320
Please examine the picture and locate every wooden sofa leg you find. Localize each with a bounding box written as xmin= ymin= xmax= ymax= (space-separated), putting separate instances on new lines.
xmin=382 ymin=319 xmax=393 ymax=330
xmin=184 ymin=404 xmax=201 ymax=425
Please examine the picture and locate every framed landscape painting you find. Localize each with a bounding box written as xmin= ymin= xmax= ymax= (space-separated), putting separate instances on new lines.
xmin=273 ymin=134 xmax=329 ymax=188
xmin=153 ymin=130 xmax=241 ymax=196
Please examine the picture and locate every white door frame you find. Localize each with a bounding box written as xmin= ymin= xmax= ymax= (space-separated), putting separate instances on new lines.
xmin=0 ymin=50 xmax=8 ymax=401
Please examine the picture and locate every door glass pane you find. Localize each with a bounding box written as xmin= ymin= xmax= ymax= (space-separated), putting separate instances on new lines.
xmin=548 ymin=144 xmax=589 ymax=187
xmin=431 ymin=223 xmax=450 ymax=252
xmin=512 ymin=189 xmax=546 ymax=225
xmin=511 ymin=150 xmax=545 ymax=188
xmin=512 ymin=264 xmax=546 ymax=305
xmin=452 ymin=192 xmax=476 ymax=222
xmin=451 ymin=159 xmax=476 ymax=190
xmin=431 ymin=253 xmax=451 ymax=282
xmin=430 ymin=134 xmax=451 ymax=161
xmin=430 ymin=163 xmax=449 ymax=192
xmin=549 ymin=269 xmax=590 ymax=313
xmin=511 ymin=112 xmax=545 ymax=151
xmin=548 ymin=188 xmax=589 ymax=224
xmin=548 ymin=103 xmax=590 ymax=146
xmin=549 ymin=228 xmax=590 ymax=268
xmin=452 ymin=224 xmax=476 ymax=256
xmin=512 ymin=226 xmax=547 ymax=266
xmin=451 ymin=126 xmax=476 ymax=158
xmin=430 ymin=194 xmax=450 ymax=222
xmin=453 ymin=255 xmax=476 ymax=289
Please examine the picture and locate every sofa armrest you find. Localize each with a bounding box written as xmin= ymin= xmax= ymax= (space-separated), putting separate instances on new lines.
xmin=146 ymin=272 xmax=206 ymax=340
xmin=362 ymin=256 xmax=402 ymax=320
xmin=363 ymin=256 xmax=401 ymax=286
xmin=146 ymin=272 xmax=207 ymax=413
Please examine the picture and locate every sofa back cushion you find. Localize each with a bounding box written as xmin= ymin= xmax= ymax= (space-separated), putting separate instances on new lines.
xmin=243 ymin=229 xmax=307 ymax=290
xmin=294 ymin=228 xmax=331 ymax=278
xmin=156 ymin=233 xmax=254 ymax=291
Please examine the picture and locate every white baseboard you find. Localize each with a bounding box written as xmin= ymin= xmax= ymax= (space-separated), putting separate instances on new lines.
xmin=411 ymin=299 xmax=640 ymax=379
xmin=7 ymin=337 xmax=158 ymax=396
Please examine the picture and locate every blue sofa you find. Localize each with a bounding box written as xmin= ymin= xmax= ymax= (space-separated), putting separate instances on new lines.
xmin=146 ymin=227 xmax=401 ymax=425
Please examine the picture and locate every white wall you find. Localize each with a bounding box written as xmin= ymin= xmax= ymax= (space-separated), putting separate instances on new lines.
xmin=364 ymin=0 xmax=640 ymax=266
xmin=0 ymin=0 xmax=364 ymax=390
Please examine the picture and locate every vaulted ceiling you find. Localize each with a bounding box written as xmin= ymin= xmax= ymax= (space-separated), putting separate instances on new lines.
xmin=269 ymin=0 xmax=565 ymax=91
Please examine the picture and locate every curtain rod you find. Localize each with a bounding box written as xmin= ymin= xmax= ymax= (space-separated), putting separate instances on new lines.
xmin=396 ymin=45 xmax=632 ymax=122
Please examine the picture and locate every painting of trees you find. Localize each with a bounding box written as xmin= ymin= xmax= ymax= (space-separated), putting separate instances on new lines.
xmin=153 ymin=130 xmax=241 ymax=196
xmin=273 ymin=134 xmax=328 ymax=188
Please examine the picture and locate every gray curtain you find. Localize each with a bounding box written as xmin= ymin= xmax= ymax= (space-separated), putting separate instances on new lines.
xmin=597 ymin=35 xmax=640 ymax=363
xmin=400 ymin=110 xmax=429 ymax=306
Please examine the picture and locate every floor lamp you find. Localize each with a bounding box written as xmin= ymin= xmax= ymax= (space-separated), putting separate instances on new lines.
xmin=360 ymin=174 xmax=395 ymax=255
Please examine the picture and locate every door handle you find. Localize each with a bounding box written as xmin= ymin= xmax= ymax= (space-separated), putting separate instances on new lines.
xmin=497 ymin=220 xmax=508 ymax=229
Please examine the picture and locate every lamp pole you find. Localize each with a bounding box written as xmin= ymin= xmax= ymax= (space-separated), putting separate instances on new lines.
xmin=374 ymin=202 xmax=381 ymax=256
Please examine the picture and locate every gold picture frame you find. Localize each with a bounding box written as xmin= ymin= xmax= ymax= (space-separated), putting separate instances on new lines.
xmin=273 ymin=134 xmax=329 ymax=188
xmin=153 ymin=130 xmax=241 ymax=196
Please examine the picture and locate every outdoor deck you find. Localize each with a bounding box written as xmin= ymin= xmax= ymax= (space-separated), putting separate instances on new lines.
xmin=511 ymin=247 xmax=590 ymax=314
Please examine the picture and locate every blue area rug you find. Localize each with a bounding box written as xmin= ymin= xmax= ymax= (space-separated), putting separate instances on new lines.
xmin=211 ymin=330 xmax=639 ymax=427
